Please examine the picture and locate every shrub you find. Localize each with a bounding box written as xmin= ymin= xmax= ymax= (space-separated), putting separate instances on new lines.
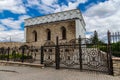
xmin=99 ymin=42 xmax=120 ymax=57
xmin=0 ymin=53 xmax=33 ymax=60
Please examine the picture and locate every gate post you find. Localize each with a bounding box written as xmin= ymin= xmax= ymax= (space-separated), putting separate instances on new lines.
xmin=79 ymin=35 xmax=82 ymax=71
xmin=21 ymin=47 xmax=25 ymax=63
xmin=7 ymin=47 xmax=10 ymax=61
xmin=41 ymin=46 xmax=44 ymax=64
xmin=107 ymin=31 xmax=113 ymax=75
xmin=55 ymin=36 xmax=60 ymax=69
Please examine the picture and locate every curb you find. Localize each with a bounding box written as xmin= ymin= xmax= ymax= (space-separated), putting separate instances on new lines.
xmin=0 ymin=60 xmax=44 ymax=68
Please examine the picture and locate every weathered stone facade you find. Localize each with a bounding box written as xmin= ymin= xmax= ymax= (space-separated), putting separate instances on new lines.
xmin=113 ymin=58 xmax=120 ymax=76
xmin=26 ymin=20 xmax=75 ymax=47
xmin=25 ymin=9 xmax=86 ymax=47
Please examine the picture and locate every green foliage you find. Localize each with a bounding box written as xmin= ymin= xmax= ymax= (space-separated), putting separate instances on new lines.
xmin=111 ymin=42 xmax=120 ymax=51
xmin=112 ymin=52 xmax=120 ymax=57
xmin=99 ymin=45 xmax=108 ymax=52
xmin=0 ymin=53 xmax=32 ymax=60
xmin=99 ymin=41 xmax=120 ymax=57
xmin=0 ymin=54 xmax=8 ymax=59
xmin=111 ymin=41 xmax=120 ymax=57
xmin=91 ymin=31 xmax=99 ymax=44
xmin=86 ymin=41 xmax=120 ymax=57
xmin=90 ymin=31 xmax=105 ymax=44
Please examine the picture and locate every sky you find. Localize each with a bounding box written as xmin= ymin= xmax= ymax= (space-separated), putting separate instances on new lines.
xmin=0 ymin=0 xmax=120 ymax=42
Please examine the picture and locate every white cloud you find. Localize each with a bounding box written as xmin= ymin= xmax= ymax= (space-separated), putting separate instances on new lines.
xmin=0 ymin=30 xmax=24 ymax=42
xmin=19 ymin=15 xmax=31 ymax=22
xmin=0 ymin=0 xmax=26 ymax=14
xmin=54 ymin=0 xmax=87 ymax=13
xmin=26 ymin=0 xmax=87 ymax=14
xmin=41 ymin=0 xmax=58 ymax=6
xmin=0 ymin=18 xmax=22 ymax=29
xmin=83 ymin=0 xmax=120 ymax=39
xmin=26 ymin=0 xmax=40 ymax=7
xmin=38 ymin=4 xmax=56 ymax=14
xmin=0 ymin=15 xmax=30 ymax=42
xmin=0 ymin=15 xmax=30 ymax=29
xmin=84 ymin=0 xmax=119 ymax=18
xmin=0 ymin=24 xmax=7 ymax=31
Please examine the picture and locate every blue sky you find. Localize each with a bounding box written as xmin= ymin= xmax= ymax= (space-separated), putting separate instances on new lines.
xmin=0 ymin=0 xmax=120 ymax=42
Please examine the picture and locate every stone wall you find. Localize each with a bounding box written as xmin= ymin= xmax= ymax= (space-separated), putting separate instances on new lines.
xmin=112 ymin=57 xmax=120 ymax=76
xmin=26 ymin=20 xmax=76 ymax=47
xmin=0 ymin=42 xmax=24 ymax=48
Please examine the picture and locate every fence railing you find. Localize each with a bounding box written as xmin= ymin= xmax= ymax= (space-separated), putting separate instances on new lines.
xmin=0 ymin=46 xmax=40 ymax=63
xmin=108 ymin=31 xmax=120 ymax=57
xmin=110 ymin=32 xmax=120 ymax=43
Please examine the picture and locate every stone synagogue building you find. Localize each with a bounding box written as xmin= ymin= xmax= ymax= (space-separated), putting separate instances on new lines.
xmin=24 ymin=9 xmax=86 ymax=47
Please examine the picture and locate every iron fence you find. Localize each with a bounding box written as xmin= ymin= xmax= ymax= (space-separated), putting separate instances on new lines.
xmin=0 ymin=45 xmax=40 ymax=63
xmin=108 ymin=31 xmax=120 ymax=57
xmin=41 ymin=34 xmax=113 ymax=75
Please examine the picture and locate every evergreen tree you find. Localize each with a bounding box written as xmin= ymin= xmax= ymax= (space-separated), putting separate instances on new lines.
xmin=91 ymin=31 xmax=99 ymax=44
xmin=90 ymin=31 xmax=105 ymax=44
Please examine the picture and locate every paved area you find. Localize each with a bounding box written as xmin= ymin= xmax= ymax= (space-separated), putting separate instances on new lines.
xmin=0 ymin=65 xmax=119 ymax=80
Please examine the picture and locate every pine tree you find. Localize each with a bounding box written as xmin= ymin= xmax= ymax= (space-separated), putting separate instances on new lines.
xmin=91 ymin=31 xmax=105 ymax=44
xmin=91 ymin=31 xmax=99 ymax=44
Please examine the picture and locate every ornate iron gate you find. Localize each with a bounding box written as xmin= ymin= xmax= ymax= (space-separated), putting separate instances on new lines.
xmin=41 ymin=36 xmax=113 ymax=74
xmin=81 ymin=38 xmax=109 ymax=72
xmin=59 ymin=41 xmax=80 ymax=69
xmin=41 ymin=41 xmax=56 ymax=67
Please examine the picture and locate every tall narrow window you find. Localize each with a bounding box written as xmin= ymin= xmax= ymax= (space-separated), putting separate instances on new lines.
xmin=33 ymin=30 xmax=37 ymax=42
xmin=61 ymin=27 xmax=66 ymax=39
xmin=46 ymin=29 xmax=51 ymax=40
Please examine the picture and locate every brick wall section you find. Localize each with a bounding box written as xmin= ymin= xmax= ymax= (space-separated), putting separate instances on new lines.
xmin=112 ymin=58 xmax=120 ymax=76
xmin=26 ymin=20 xmax=75 ymax=47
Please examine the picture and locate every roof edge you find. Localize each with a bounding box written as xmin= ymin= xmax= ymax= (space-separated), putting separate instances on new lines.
xmin=24 ymin=9 xmax=80 ymax=20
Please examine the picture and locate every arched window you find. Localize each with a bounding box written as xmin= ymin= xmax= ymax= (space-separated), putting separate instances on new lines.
xmin=61 ymin=27 xmax=66 ymax=39
xmin=33 ymin=30 xmax=37 ymax=42
xmin=46 ymin=29 xmax=51 ymax=40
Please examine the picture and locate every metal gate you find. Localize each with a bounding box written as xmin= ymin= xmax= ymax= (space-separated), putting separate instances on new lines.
xmin=59 ymin=39 xmax=80 ymax=69
xmin=41 ymin=36 xmax=113 ymax=75
xmin=81 ymin=38 xmax=109 ymax=72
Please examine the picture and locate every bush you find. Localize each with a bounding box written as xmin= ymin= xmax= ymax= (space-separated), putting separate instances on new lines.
xmin=112 ymin=52 xmax=120 ymax=57
xmin=20 ymin=55 xmax=32 ymax=59
xmin=99 ymin=42 xmax=120 ymax=57
xmin=0 ymin=53 xmax=33 ymax=60
xmin=111 ymin=42 xmax=120 ymax=57
xmin=0 ymin=54 xmax=8 ymax=59
xmin=86 ymin=43 xmax=120 ymax=57
xmin=99 ymin=45 xmax=107 ymax=52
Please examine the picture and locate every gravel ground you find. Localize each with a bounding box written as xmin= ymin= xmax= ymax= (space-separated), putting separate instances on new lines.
xmin=0 ymin=65 xmax=119 ymax=80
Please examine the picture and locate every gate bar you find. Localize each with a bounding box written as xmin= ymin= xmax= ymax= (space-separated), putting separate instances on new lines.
xmin=55 ymin=36 xmax=60 ymax=69
xmin=7 ymin=47 xmax=10 ymax=61
xmin=40 ymin=46 xmax=44 ymax=64
xmin=108 ymin=31 xmax=113 ymax=75
xmin=79 ymin=35 xmax=82 ymax=71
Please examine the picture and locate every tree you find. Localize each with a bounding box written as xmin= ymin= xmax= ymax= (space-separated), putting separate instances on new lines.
xmin=91 ymin=31 xmax=105 ymax=44
xmin=91 ymin=31 xmax=99 ymax=44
